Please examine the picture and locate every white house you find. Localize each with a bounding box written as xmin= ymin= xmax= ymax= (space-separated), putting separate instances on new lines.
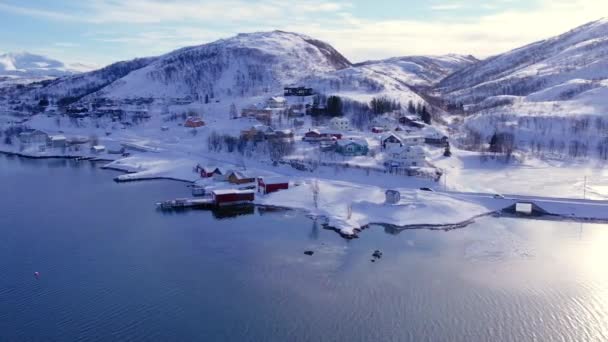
xmin=267 ymin=96 xmax=287 ymax=109
xmin=329 ymin=117 xmax=350 ymax=131
xmin=380 ymin=132 xmax=424 ymax=150
xmin=386 ymin=145 xmax=426 ymax=168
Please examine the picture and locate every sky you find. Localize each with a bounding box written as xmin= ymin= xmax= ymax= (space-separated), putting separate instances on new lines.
xmin=0 ymin=0 xmax=606 ymax=67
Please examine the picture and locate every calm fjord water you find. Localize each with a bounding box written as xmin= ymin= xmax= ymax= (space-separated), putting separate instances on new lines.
xmin=1 ymin=154 xmax=607 ymax=341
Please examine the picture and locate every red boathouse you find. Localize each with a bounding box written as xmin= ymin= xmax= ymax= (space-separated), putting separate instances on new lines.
xmin=258 ymin=177 xmax=289 ymax=194
xmin=211 ymin=189 xmax=255 ymax=206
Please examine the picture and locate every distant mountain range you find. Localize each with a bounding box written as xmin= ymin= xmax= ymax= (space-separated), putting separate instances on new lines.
xmin=16 ymin=31 xmax=475 ymax=110
xmin=5 ymin=18 xmax=608 ymax=118
xmin=438 ymin=18 xmax=608 ymax=115
xmin=0 ymin=52 xmax=96 ymax=81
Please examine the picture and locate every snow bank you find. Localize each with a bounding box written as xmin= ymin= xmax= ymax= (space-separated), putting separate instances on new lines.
xmin=104 ymin=155 xmax=199 ymax=182
xmin=256 ymin=179 xmax=494 ymax=237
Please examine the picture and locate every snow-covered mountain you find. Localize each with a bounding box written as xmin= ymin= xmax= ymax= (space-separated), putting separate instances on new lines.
xmin=438 ymin=18 xmax=608 ymax=159
xmin=36 ymin=57 xmax=158 ymax=99
xmin=438 ymin=18 xmax=608 ymax=114
xmin=356 ymin=54 xmax=478 ymax=87
xmin=29 ymin=31 xmax=457 ymax=109
xmin=0 ymin=52 xmax=93 ymax=79
xmin=53 ymin=31 xmax=351 ymax=100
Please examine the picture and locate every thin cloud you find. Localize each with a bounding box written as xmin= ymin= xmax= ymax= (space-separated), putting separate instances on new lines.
xmin=430 ymin=3 xmax=464 ymax=11
xmin=0 ymin=0 xmax=606 ymax=64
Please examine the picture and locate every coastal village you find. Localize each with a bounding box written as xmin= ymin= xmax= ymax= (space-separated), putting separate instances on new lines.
xmin=1 ymin=85 xmax=448 ymax=179
xmin=3 ymin=83 xmax=607 ymax=238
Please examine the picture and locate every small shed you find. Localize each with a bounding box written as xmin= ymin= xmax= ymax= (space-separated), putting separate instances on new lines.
xmin=227 ymin=171 xmax=256 ymax=185
xmin=47 ymin=135 xmax=67 ymax=148
xmin=385 ymin=190 xmax=401 ymax=204
xmin=258 ymin=177 xmax=289 ymax=194
xmin=90 ymin=145 xmax=106 ymax=154
xmin=212 ymin=189 xmax=255 ymax=206
xmin=515 ymin=202 xmax=533 ymax=215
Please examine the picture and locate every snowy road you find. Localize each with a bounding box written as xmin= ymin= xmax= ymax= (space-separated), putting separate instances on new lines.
xmin=439 ymin=190 xmax=608 ymax=221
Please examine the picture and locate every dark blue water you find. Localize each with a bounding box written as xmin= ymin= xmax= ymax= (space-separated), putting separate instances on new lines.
xmin=1 ymin=154 xmax=608 ymax=341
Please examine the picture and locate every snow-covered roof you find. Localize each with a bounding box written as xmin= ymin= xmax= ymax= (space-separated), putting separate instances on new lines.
xmin=337 ymin=138 xmax=368 ymax=147
xmin=269 ymin=96 xmax=286 ymax=103
xmin=260 ymin=176 xmax=290 ymax=184
xmin=386 ymin=145 xmax=425 ymax=155
xmin=212 ymin=189 xmax=255 ymax=195
xmin=48 ymin=134 xmax=66 ymax=141
xmin=382 ymin=132 xmax=424 ymax=141
xmin=91 ymin=145 xmax=106 ymax=151
xmin=381 ymin=132 xmax=402 ymax=141
xmin=229 ymin=170 xmax=255 ymax=179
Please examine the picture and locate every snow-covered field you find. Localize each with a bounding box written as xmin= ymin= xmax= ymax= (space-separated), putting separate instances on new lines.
xmin=3 ymin=107 xmax=608 ymax=238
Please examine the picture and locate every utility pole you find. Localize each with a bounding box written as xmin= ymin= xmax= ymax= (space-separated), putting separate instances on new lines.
xmin=583 ymin=176 xmax=587 ymax=200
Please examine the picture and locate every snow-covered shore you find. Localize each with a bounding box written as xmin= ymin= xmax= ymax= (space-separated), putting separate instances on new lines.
xmin=256 ymin=181 xmax=497 ymax=236
xmin=0 ymin=144 xmax=502 ymax=237
xmin=3 ymin=109 xmax=608 ymax=238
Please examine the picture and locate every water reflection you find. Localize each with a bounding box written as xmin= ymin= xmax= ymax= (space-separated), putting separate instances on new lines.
xmin=2 ymin=154 xmax=608 ymax=341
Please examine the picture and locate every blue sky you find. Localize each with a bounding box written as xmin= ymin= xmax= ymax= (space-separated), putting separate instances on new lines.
xmin=0 ymin=0 xmax=605 ymax=67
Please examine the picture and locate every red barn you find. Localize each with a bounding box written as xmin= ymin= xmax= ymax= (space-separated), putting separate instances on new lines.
xmin=212 ymin=189 xmax=255 ymax=206
xmin=258 ymin=177 xmax=289 ymax=194
xmin=185 ymin=117 xmax=205 ymax=128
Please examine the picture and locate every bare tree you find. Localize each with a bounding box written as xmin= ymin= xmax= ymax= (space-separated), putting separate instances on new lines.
xmin=229 ymin=103 xmax=238 ymax=119
xmin=311 ymin=179 xmax=320 ymax=209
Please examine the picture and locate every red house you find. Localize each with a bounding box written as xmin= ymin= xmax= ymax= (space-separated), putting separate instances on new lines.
xmin=258 ymin=177 xmax=289 ymax=194
xmin=195 ymin=165 xmax=222 ymax=178
xmin=303 ymin=129 xmax=322 ymax=142
xmin=212 ymin=189 xmax=255 ymax=206
xmin=185 ymin=117 xmax=205 ymax=128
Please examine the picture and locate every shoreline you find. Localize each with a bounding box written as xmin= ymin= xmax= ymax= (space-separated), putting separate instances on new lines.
xmin=0 ymin=152 xmax=495 ymax=238
xmin=4 ymin=150 xmax=607 ymax=239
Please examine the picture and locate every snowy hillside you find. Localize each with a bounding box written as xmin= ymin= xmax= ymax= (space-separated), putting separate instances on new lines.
xmin=0 ymin=52 xmax=93 ymax=79
xmin=32 ymin=57 xmax=157 ymax=100
xmin=356 ymin=54 xmax=478 ymax=87
xmin=90 ymin=31 xmax=351 ymax=100
xmin=305 ymin=65 xmax=428 ymax=106
xmin=438 ymin=18 xmax=608 ymax=113
xmin=19 ymin=31 xmax=460 ymax=110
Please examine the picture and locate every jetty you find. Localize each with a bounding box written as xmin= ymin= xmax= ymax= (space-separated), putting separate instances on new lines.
xmin=157 ymin=189 xmax=256 ymax=210
xmin=156 ymin=198 xmax=214 ymax=210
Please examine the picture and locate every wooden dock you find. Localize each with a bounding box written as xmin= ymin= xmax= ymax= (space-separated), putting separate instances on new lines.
xmin=156 ymin=197 xmax=214 ymax=210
